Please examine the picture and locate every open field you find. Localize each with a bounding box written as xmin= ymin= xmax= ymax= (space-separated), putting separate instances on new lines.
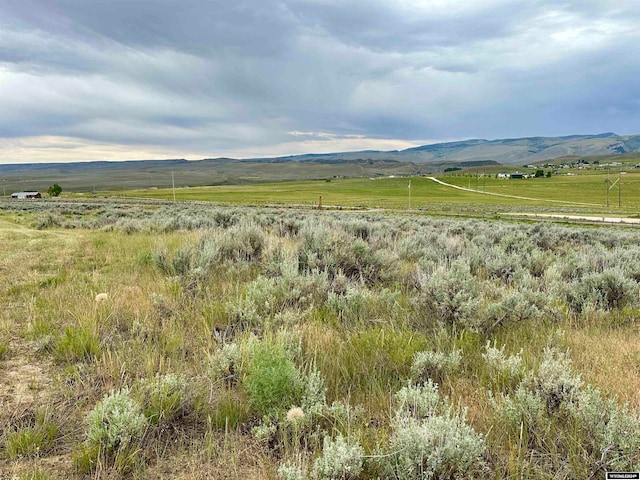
xmin=440 ymin=171 xmax=640 ymax=211
xmin=108 ymin=171 xmax=640 ymax=216
xmin=2 ymin=199 xmax=640 ymax=479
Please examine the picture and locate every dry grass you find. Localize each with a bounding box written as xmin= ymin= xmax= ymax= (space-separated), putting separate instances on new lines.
xmin=564 ymin=325 xmax=640 ymax=407
xmin=2 ymin=203 xmax=640 ymax=479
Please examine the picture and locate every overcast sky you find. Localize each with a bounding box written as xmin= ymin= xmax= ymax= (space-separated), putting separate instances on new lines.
xmin=1 ymin=0 xmax=639 ymax=164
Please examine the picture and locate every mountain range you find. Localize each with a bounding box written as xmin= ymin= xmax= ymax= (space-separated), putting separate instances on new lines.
xmin=273 ymin=132 xmax=640 ymax=165
xmin=1 ymin=133 xmax=639 ymax=192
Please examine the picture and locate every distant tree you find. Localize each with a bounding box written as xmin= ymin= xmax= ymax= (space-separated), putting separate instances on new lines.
xmin=546 ymin=171 xmax=552 ymax=178
xmin=535 ymin=169 xmax=544 ymax=178
xmin=47 ymin=183 xmax=62 ymax=197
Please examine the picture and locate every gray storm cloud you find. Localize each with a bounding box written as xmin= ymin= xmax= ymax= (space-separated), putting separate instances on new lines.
xmin=1 ymin=0 xmax=639 ymax=162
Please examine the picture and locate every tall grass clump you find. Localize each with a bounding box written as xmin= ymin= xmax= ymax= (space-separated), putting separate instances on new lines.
xmin=5 ymin=410 xmax=59 ymax=458
xmin=55 ymin=325 xmax=100 ymax=363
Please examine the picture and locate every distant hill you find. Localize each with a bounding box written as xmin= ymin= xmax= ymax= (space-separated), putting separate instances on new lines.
xmin=1 ymin=133 xmax=639 ymax=192
xmin=0 ymin=158 xmax=475 ymax=193
xmin=273 ymin=133 xmax=640 ymax=165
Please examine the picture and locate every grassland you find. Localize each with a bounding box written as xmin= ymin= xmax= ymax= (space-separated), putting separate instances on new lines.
xmin=107 ymin=170 xmax=640 ymax=217
xmin=1 ymin=199 xmax=640 ymax=479
xmin=440 ymin=171 xmax=640 ymax=211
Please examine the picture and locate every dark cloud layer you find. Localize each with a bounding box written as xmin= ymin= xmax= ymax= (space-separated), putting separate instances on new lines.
xmin=1 ymin=0 xmax=639 ymax=162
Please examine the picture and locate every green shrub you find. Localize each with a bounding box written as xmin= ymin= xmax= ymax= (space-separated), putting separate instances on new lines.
xmin=244 ymin=342 xmax=303 ymax=417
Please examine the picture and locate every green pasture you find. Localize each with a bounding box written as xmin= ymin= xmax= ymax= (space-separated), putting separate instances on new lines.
xmin=441 ymin=171 xmax=640 ymax=210
xmin=110 ymin=172 xmax=640 ymax=214
xmin=110 ymin=177 xmax=501 ymax=209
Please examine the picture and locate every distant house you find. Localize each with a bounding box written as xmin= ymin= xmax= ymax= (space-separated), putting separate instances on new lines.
xmin=497 ymin=173 xmax=510 ymax=179
xmin=510 ymin=172 xmax=524 ymax=179
xmin=11 ymin=191 xmax=42 ymax=199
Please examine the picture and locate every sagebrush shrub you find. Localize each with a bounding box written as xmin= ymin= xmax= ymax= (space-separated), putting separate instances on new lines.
xmin=278 ymin=460 xmax=308 ymax=480
xmin=395 ymin=380 xmax=441 ymax=419
xmin=85 ymin=388 xmax=147 ymax=453
xmin=411 ymin=349 xmax=462 ymax=384
xmin=209 ymin=342 xmax=243 ymax=383
xmin=534 ymin=348 xmax=583 ymax=414
xmin=481 ymin=342 xmax=523 ymax=385
xmin=301 ymin=367 xmax=327 ymax=416
xmin=416 ymin=261 xmax=480 ymax=327
xmin=217 ymin=222 xmax=266 ymax=262
xmin=137 ymin=373 xmax=188 ymax=424
xmin=565 ymin=268 xmax=637 ymax=313
xmin=311 ymin=434 xmax=364 ymax=480
xmin=491 ymin=384 xmax=546 ymax=435
xmin=386 ymin=413 xmax=485 ymax=479
xmin=566 ymin=387 xmax=640 ymax=471
xmin=483 ymin=288 xmax=547 ymax=329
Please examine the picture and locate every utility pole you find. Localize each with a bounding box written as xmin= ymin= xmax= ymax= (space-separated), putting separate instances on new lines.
xmin=475 ymin=167 xmax=479 ymax=191
xmin=618 ymin=170 xmax=621 ymax=208
xmin=172 ymin=172 xmax=176 ymax=203
xmin=408 ymin=180 xmax=411 ymax=210
xmin=606 ymin=168 xmax=610 ymax=207
xmin=606 ymin=168 xmax=620 ymax=208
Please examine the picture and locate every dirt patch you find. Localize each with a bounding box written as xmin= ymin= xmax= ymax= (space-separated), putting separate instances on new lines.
xmin=0 ymin=339 xmax=53 ymax=418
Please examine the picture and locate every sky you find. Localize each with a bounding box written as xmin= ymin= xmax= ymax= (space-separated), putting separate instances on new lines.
xmin=1 ymin=0 xmax=640 ymax=164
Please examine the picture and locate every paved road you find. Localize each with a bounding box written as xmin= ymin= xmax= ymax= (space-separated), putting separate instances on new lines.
xmin=503 ymin=212 xmax=640 ymax=225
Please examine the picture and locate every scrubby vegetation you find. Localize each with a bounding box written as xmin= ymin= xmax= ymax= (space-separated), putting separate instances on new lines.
xmin=1 ymin=199 xmax=640 ymax=478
